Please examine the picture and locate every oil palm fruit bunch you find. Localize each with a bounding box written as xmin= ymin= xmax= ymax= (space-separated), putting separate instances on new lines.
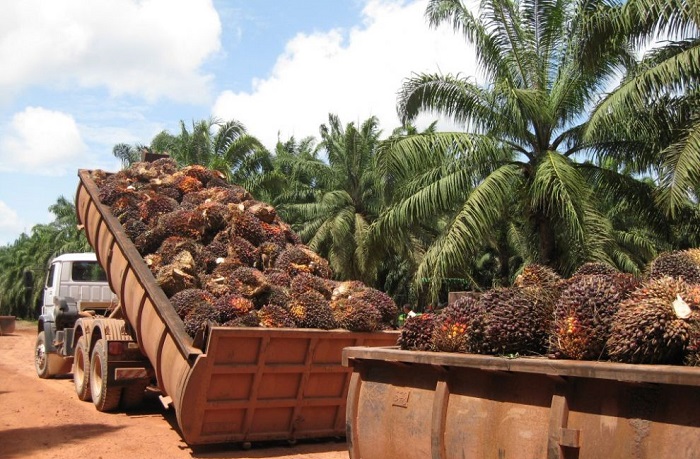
xmin=290 ymin=272 xmax=335 ymax=300
xmin=155 ymin=209 xmax=207 ymax=242
xmin=607 ymin=277 xmax=700 ymax=364
xmin=608 ymin=272 xmax=641 ymax=299
xmin=258 ymin=241 xmax=285 ymax=270
xmin=549 ymin=275 xmax=627 ymax=360
xmin=265 ymin=269 xmax=292 ymax=288
xmin=196 ymin=201 xmax=232 ymax=237
xmin=398 ymin=314 xmax=436 ymax=351
xmin=432 ymin=316 xmax=468 ymax=353
xmin=138 ymin=192 xmax=178 ymax=225
xmin=213 ymin=294 xmax=254 ymax=323
xmin=352 ymin=287 xmax=399 ymax=327
xmin=684 ymin=320 xmax=700 ymax=366
xmin=155 ymin=250 xmax=199 ymax=297
xmin=287 ymin=290 xmax=336 ymax=329
xmin=227 ymin=235 xmax=258 ymax=267
xmin=330 ymin=281 xmax=365 ymax=302
xmin=432 ymin=294 xmax=482 ymax=353
xmin=573 ymin=262 xmax=619 ymax=277
xmin=647 ymin=251 xmax=700 ymax=284
xmin=684 ymin=248 xmax=700 ymax=267
xmin=254 ymin=284 xmax=291 ymax=309
xmin=95 ymin=159 xmax=400 ymax=332
xmin=258 ymin=305 xmax=297 ymax=328
xmin=514 ymin=264 xmax=563 ymax=309
xmin=229 ymin=206 xmax=266 ymax=246
xmin=275 ymin=245 xmax=332 ymax=278
xmin=169 ymin=288 xmax=215 ymax=319
xmin=157 ymin=236 xmax=204 ymax=267
xmin=183 ymin=301 xmax=220 ymax=337
xmin=228 ymin=266 xmax=269 ymax=298
xmin=468 ymin=287 xmax=552 ymax=356
xmin=331 ymin=297 xmax=382 ymax=332
xmin=223 ymin=310 xmax=260 ymax=327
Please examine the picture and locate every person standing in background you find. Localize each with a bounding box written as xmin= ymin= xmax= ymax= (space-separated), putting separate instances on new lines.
xmin=398 ymin=304 xmax=417 ymax=326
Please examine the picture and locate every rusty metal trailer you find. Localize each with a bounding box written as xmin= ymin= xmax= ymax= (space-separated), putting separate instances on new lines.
xmin=343 ymin=346 xmax=700 ymax=459
xmin=74 ymin=169 xmax=398 ymax=445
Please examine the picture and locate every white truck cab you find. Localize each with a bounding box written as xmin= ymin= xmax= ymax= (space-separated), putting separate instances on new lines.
xmin=41 ymin=253 xmax=115 ymax=318
xmin=35 ymin=253 xmax=116 ymax=378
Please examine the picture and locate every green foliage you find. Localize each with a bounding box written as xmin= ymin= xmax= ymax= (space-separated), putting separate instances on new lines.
xmin=371 ymin=0 xmax=678 ymax=299
xmin=279 ymin=114 xmax=385 ymax=283
xmin=0 ymin=197 xmax=91 ymax=318
xmin=583 ymin=0 xmax=700 ymax=217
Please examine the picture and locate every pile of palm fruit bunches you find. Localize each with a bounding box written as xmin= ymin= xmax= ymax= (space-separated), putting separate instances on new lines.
xmin=399 ymin=252 xmax=700 ymax=366
xmin=90 ymin=158 xmax=397 ymax=339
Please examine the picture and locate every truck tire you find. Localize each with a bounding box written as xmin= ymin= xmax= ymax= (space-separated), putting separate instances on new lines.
xmin=73 ymin=335 xmax=91 ymax=401
xmin=35 ymin=332 xmax=53 ymax=379
xmin=90 ymin=339 xmax=122 ymax=412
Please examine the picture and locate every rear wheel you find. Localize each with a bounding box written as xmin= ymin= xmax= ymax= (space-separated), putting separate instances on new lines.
xmin=73 ymin=335 xmax=91 ymax=401
xmin=90 ymin=339 xmax=121 ymax=412
xmin=35 ymin=332 xmax=52 ymax=379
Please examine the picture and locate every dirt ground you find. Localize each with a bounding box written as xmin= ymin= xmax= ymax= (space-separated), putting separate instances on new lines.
xmin=0 ymin=321 xmax=349 ymax=459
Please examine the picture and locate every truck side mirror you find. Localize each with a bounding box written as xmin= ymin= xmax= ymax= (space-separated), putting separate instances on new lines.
xmin=23 ymin=270 xmax=34 ymax=289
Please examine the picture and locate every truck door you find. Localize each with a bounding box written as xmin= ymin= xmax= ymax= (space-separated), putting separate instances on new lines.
xmin=42 ymin=262 xmax=59 ymax=317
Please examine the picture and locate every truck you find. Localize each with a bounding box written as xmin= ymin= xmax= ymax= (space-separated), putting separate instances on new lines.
xmin=33 ymin=252 xmax=152 ymax=410
xmin=34 ymin=168 xmax=398 ymax=446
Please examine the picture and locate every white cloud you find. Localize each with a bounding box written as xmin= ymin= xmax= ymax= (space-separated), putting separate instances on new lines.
xmin=0 ymin=201 xmax=26 ymax=246
xmin=0 ymin=0 xmax=221 ymax=104
xmin=212 ymin=0 xmax=476 ymax=149
xmin=0 ymin=107 xmax=88 ymax=175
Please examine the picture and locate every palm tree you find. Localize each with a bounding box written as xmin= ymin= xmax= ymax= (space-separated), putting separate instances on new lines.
xmin=0 ymin=197 xmax=90 ymax=318
xmin=583 ymin=0 xmax=700 ymax=218
xmin=280 ymin=114 xmax=385 ymax=283
xmin=150 ymin=118 xmax=272 ymax=194
xmin=374 ymin=0 xmax=658 ymax=298
xmin=112 ymin=143 xmax=146 ymax=168
xmin=251 ymin=135 xmax=322 ymax=206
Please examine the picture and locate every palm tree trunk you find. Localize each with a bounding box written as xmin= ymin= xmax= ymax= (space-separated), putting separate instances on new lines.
xmin=537 ymin=217 xmax=556 ymax=266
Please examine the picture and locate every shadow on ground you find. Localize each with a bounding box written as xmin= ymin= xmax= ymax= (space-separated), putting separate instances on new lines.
xmin=0 ymin=424 xmax=125 ymax=458
xmin=190 ymin=437 xmax=348 ymax=458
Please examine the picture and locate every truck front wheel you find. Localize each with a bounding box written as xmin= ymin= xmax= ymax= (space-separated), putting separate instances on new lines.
xmin=73 ymin=335 xmax=91 ymax=401
xmin=35 ymin=332 xmax=52 ymax=379
xmin=90 ymin=339 xmax=121 ymax=412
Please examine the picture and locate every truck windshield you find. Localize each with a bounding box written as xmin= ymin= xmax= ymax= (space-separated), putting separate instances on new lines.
xmin=71 ymin=261 xmax=108 ymax=282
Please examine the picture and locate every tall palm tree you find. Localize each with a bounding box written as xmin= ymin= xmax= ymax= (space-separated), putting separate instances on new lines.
xmin=280 ymin=114 xmax=385 ymax=282
xmin=583 ymin=0 xmax=700 ymax=218
xmin=374 ymin=0 xmax=657 ymax=297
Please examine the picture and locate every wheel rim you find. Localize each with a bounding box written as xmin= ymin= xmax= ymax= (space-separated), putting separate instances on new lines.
xmin=35 ymin=342 xmax=46 ymax=371
xmin=91 ymin=351 xmax=103 ymax=399
xmin=75 ymin=348 xmax=85 ymax=384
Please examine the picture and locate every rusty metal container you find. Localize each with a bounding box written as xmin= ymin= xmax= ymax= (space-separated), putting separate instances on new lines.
xmin=0 ymin=316 xmax=16 ymax=335
xmin=343 ymin=347 xmax=700 ymax=459
xmin=75 ymin=170 xmax=398 ymax=445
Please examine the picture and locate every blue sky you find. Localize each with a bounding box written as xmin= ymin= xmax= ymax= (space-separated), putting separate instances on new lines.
xmin=0 ymin=0 xmax=475 ymax=246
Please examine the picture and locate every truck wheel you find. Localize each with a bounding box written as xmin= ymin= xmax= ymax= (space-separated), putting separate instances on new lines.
xmin=35 ymin=332 xmax=53 ymax=379
xmin=73 ymin=335 xmax=91 ymax=401
xmin=90 ymin=339 xmax=121 ymax=412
